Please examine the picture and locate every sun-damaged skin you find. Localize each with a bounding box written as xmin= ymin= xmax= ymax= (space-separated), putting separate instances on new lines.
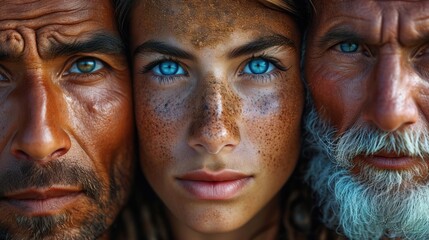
xmin=305 ymin=0 xmax=429 ymax=178
xmin=131 ymin=0 xmax=303 ymax=239
xmin=0 ymin=0 xmax=134 ymax=239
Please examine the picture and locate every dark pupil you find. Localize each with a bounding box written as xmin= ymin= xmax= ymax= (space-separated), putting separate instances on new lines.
xmin=160 ymin=61 xmax=179 ymax=75
xmin=77 ymin=59 xmax=96 ymax=73
xmin=249 ymin=59 xmax=269 ymax=74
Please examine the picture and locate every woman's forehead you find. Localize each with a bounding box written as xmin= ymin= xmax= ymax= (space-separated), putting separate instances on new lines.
xmin=131 ymin=0 xmax=296 ymax=49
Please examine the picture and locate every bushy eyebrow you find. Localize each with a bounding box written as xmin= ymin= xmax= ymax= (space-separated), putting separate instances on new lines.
xmin=317 ymin=28 xmax=364 ymax=48
xmin=133 ymin=41 xmax=195 ymax=60
xmin=0 ymin=33 xmax=126 ymax=61
xmin=46 ymin=33 xmax=126 ymax=58
xmin=228 ymin=34 xmax=295 ymax=58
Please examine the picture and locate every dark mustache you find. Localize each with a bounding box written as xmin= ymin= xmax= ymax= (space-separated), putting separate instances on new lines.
xmin=0 ymin=161 xmax=102 ymax=200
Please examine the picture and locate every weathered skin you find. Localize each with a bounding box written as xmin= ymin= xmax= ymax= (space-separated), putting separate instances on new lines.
xmin=131 ymin=0 xmax=303 ymax=239
xmin=0 ymin=0 xmax=134 ymax=239
xmin=305 ymin=0 xmax=429 ymax=239
xmin=306 ymin=0 xmax=429 ymax=180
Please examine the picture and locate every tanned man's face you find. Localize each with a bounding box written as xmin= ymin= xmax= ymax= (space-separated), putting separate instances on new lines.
xmin=131 ymin=0 xmax=303 ymax=237
xmin=305 ymin=0 xmax=429 ymax=238
xmin=0 ymin=0 xmax=134 ymax=239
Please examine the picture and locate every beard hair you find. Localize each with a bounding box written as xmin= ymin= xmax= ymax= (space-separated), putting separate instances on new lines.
xmin=0 ymin=161 xmax=127 ymax=240
xmin=303 ymin=100 xmax=429 ymax=239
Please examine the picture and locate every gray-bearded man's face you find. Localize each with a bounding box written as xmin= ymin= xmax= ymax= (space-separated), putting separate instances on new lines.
xmin=304 ymin=0 xmax=429 ymax=239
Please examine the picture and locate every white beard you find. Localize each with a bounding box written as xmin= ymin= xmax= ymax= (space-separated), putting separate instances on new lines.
xmin=303 ymin=105 xmax=429 ymax=240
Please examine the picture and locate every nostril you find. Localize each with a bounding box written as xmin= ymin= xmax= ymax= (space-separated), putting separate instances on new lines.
xmin=50 ymin=148 xmax=68 ymax=159
xmin=12 ymin=149 xmax=30 ymax=160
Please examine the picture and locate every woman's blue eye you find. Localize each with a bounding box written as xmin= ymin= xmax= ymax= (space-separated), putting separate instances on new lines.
xmin=153 ymin=61 xmax=186 ymax=76
xmin=69 ymin=58 xmax=104 ymax=74
xmin=339 ymin=42 xmax=359 ymax=53
xmin=243 ymin=58 xmax=275 ymax=74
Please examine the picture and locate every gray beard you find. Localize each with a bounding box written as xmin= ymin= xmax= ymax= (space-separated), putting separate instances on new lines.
xmin=303 ymin=103 xmax=429 ymax=240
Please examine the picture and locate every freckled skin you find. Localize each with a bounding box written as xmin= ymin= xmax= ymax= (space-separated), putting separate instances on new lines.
xmin=305 ymin=0 xmax=429 ymax=177
xmin=0 ymin=0 xmax=134 ymax=239
xmin=131 ymin=0 xmax=303 ymax=239
xmin=136 ymin=0 xmax=290 ymax=48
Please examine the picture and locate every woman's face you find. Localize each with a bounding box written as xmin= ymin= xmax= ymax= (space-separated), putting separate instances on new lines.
xmin=131 ymin=0 xmax=303 ymax=234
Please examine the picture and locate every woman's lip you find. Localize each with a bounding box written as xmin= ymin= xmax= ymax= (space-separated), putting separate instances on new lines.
xmin=2 ymin=187 xmax=83 ymax=216
xmin=177 ymin=169 xmax=251 ymax=181
xmin=177 ymin=177 xmax=252 ymax=200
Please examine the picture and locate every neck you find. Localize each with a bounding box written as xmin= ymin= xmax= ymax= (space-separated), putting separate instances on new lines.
xmin=169 ymin=196 xmax=282 ymax=240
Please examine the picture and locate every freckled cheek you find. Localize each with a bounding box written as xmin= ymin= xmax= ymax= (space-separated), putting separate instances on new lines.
xmin=134 ymin=87 xmax=189 ymax=172
xmin=242 ymin=91 xmax=302 ymax=175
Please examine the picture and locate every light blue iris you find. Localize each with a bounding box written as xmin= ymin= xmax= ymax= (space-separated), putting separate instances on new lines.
xmin=153 ymin=61 xmax=185 ymax=76
xmin=243 ymin=58 xmax=274 ymax=74
xmin=339 ymin=42 xmax=359 ymax=53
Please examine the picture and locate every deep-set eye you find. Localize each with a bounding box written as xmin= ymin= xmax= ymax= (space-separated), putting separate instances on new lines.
xmin=69 ymin=58 xmax=104 ymax=74
xmin=153 ymin=60 xmax=186 ymax=76
xmin=336 ymin=42 xmax=359 ymax=53
xmin=243 ymin=58 xmax=275 ymax=74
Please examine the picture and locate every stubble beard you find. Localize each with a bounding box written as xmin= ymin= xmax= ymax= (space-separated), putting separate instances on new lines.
xmin=0 ymin=161 xmax=128 ymax=240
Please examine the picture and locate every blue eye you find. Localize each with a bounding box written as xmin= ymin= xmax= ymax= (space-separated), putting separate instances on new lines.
xmin=243 ymin=58 xmax=275 ymax=74
xmin=153 ymin=61 xmax=186 ymax=76
xmin=0 ymin=74 xmax=7 ymax=82
xmin=339 ymin=42 xmax=359 ymax=53
xmin=69 ymin=58 xmax=104 ymax=74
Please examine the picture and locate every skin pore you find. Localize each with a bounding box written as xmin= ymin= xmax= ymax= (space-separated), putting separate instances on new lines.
xmin=0 ymin=0 xmax=134 ymax=239
xmin=131 ymin=0 xmax=303 ymax=239
xmin=304 ymin=0 xmax=429 ymax=238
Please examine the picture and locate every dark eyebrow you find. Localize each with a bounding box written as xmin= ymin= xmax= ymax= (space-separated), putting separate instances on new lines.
xmin=133 ymin=41 xmax=195 ymax=60
xmin=228 ymin=34 xmax=295 ymax=58
xmin=318 ymin=28 xmax=364 ymax=48
xmin=46 ymin=33 xmax=126 ymax=59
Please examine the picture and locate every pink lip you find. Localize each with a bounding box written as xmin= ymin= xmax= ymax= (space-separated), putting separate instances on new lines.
xmin=361 ymin=152 xmax=418 ymax=170
xmin=2 ymin=187 xmax=82 ymax=216
xmin=177 ymin=170 xmax=252 ymax=200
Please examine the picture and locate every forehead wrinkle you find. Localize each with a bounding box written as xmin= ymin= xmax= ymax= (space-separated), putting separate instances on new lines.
xmin=0 ymin=1 xmax=84 ymax=21
xmin=378 ymin=6 xmax=399 ymax=44
xmin=0 ymin=1 xmax=104 ymax=32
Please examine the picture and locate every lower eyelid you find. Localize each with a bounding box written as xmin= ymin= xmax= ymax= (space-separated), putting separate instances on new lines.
xmin=239 ymin=69 xmax=283 ymax=84
xmin=150 ymin=74 xmax=187 ymax=85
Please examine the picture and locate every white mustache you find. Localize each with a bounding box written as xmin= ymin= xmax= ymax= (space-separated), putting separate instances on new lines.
xmin=304 ymin=107 xmax=429 ymax=169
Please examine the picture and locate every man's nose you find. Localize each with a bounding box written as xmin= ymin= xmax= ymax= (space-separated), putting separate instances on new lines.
xmin=364 ymin=53 xmax=418 ymax=132
xmin=10 ymin=75 xmax=71 ymax=163
xmin=188 ymin=78 xmax=240 ymax=154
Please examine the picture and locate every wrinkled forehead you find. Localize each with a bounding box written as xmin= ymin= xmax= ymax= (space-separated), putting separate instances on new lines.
xmin=311 ymin=0 xmax=429 ymax=22
xmin=0 ymin=0 xmax=117 ymax=58
xmin=310 ymin=0 xmax=429 ymax=45
xmin=133 ymin=0 xmax=295 ymax=48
